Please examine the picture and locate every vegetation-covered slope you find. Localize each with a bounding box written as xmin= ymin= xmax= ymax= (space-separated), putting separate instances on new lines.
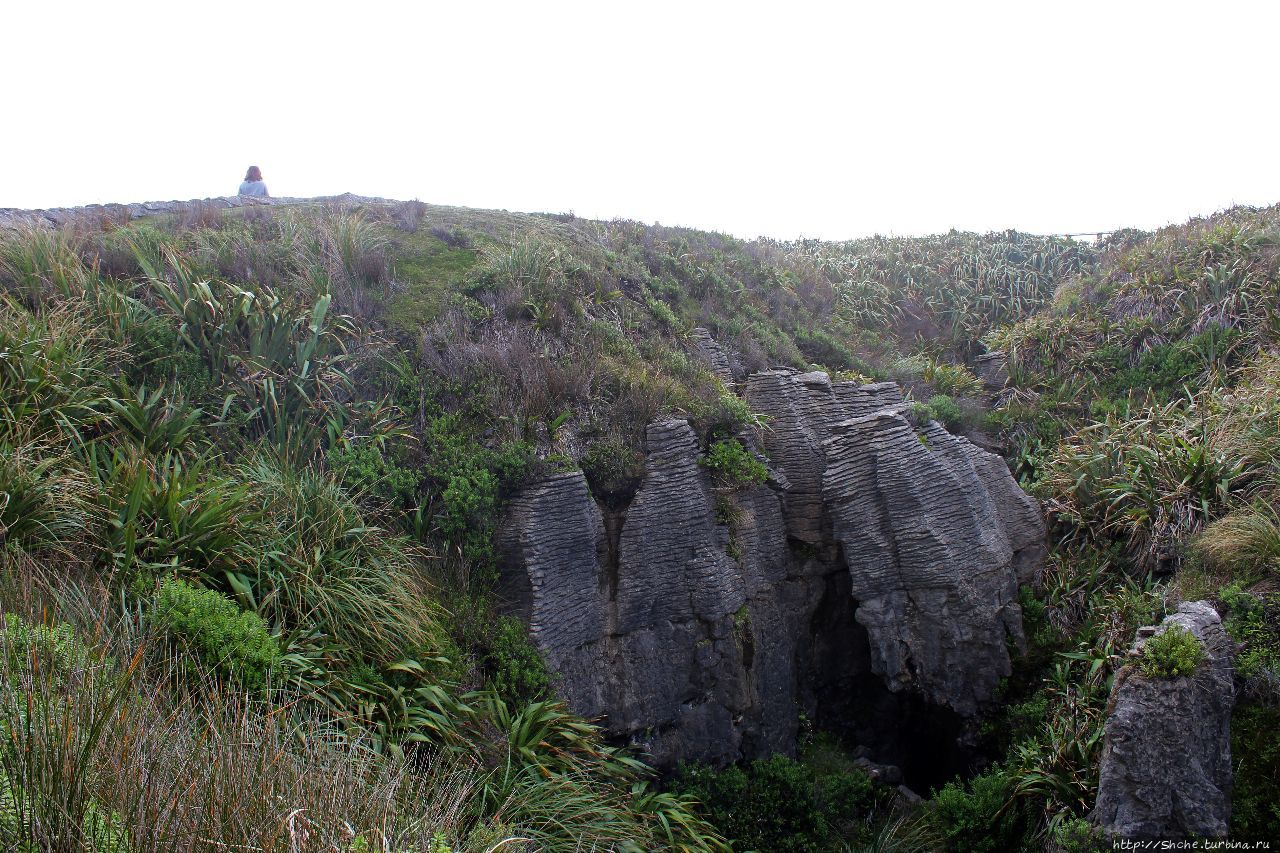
xmin=1 ymin=197 xmax=1277 ymax=849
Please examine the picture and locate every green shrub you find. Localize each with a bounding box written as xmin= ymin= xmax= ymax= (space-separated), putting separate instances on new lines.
xmin=580 ymin=437 xmax=645 ymax=502
xmin=418 ymin=413 xmax=532 ymax=576
xmin=327 ymin=439 xmax=420 ymax=511
xmin=481 ymin=616 xmax=549 ymax=706
xmin=1138 ymin=622 xmax=1204 ymax=679
xmin=700 ymin=439 xmax=768 ymax=488
xmin=122 ymin=312 xmax=210 ymax=394
xmin=1230 ymin=703 xmax=1280 ymax=841
xmin=1050 ymin=816 xmax=1107 ymax=852
xmin=153 ymin=578 xmax=280 ymax=690
xmin=644 ymin=294 xmax=681 ymax=331
xmin=927 ymin=394 xmax=965 ymax=430
xmin=700 ymin=390 xmax=767 ymax=437
xmin=672 ymin=754 xmax=879 ymax=852
xmin=1099 ymin=327 xmax=1241 ymax=401
xmin=1219 ymin=586 xmax=1280 ymax=685
xmin=0 ymin=614 xmax=92 ymax=681
xmin=793 ymin=328 xmax=857 ymax=371
xmin=910 ymin=400 xmax=938 ymax=425
xmin=928 ymin=767 xmax=1028 ymax=853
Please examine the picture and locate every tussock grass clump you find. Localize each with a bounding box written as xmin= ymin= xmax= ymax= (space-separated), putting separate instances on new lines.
xmin=0 ymin=225 xmax=92 ymax=304
xmin=241 ymin=458 xmax=446 ymax=668
xmin=1195 ymin=503 xmax=1280 ymax=586
xmin=0 ymin=300 xmax=115 ymax=445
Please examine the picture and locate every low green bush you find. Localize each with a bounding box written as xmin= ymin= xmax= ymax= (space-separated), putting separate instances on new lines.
xmin=481 ymin=615 xmax=550 ymax=706
xmin=928 ymin=767 xmax=1029 ymax=853
xmin=793 ymin=328 xmax=857 ymax=372
xmin=927 ymin=394 xmax=965 ymax=430
xmin=1219 ymin=586 xmax=1280 ymax=686
xmin=701 ymin=390 xmax=767 ymax=437
xmin=580 ymin=437 xmax=645 ymax=501
xmin=1230 ymin=703 xmax=1280 ymax=841
xmin=0 ymin=614 xmax=92 ymax=680
xmin=327 ymin=439 xmax=420 ymax=511
xmin=672 ymin=753 xmax=879 ymax=852
xmin=1097 ymin=327 xmax=1241 ymax=401
xmin=153 ymin=577 xmax=280 ymax=690
xmin=419 ymin=412 xmax=533 ymax=577
xmin=910 ymin=400 xmax=938 ymax=425
xmin=700 ymin=439 xmax=768 ymax=488
xmin=1138 ymin=622 xmax=1203 ymax=679
xmin=1050 ymin=816 xmax=1107 ymax=852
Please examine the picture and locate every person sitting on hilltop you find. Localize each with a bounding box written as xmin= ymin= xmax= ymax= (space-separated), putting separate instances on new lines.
xmin=238 ymin=166 xmax=269 ymax=198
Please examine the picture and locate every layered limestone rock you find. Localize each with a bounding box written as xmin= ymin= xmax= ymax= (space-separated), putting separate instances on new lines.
xmin=1091 ymin=601 xmax=1236 ymax=840
xmin=689 ymin=327 xmax=735 ymax=384
xmin=498 ymin=369 xmax=1047 ymax=768
xmin=973 ymin=351 xmax=1009 ymax=396
xmin=497 ymin=419 xmax=795 ymax=765
xmin=823 ymin=415 xmax=1042 ymax=714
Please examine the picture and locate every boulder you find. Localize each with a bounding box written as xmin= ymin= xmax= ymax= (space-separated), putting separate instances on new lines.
xmin=973 ymin=351 xmax=1009 ymax=396
xmin=1091 ymin=601 xmax=1235 ymax=840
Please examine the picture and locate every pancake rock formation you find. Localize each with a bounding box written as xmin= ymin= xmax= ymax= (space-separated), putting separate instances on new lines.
xmin=498 ymin=364 xmax=1047 ymax=771
xmin=1091 ymin=601 xmax=1236 ymax=840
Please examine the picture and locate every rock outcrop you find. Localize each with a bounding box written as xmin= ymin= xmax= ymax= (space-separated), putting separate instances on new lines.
xmin=1091 ymin=601 xmax=1236 ymax=840
xmin=689 ymin=327 xmax=735 ymax=384
xmin=823 ymin=414 xmax=1042 ymax=714
xmin=973 ymin=351 xmax=1009 ymax=397
xmin=498 ymin=365 xmax=1047 ymax=771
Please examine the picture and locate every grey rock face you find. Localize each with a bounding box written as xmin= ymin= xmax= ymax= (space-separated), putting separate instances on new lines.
xmin=823 ymin=414 xmax=1039 ymax=715
xmin=495 ymin=472 xmax=610 ymax=716
xmin=1091 ymin=601 xmax=1236 ymax=840
xmin=689 ymin=327 xmax=735 ymax=384
xmin=973 ymin=351 xmax=1009 ymax=396
xmin=498 ymin=420 xmax=795 ymax=766
xmin=499 ymin=370 xmax=1047 ymax=768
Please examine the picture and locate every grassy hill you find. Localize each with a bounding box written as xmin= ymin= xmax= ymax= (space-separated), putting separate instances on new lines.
xmin=0 ymin=197 xmax=1277 ymax=849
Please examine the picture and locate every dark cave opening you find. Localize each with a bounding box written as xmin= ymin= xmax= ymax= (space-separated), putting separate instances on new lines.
xmin=805 ymin=567 xmax=979 ymax=794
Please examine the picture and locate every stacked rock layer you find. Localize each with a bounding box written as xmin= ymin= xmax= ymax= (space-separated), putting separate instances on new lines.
xmin=497 ymin=367 xmax=1046 ymax=768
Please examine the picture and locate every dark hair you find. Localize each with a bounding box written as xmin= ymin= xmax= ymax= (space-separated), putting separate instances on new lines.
xmin=244 ymin=166 xmax=263 ymax=182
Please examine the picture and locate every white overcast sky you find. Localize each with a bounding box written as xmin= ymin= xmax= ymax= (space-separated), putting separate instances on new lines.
xmin=4 ymin=1 xmax=1278 ymax=239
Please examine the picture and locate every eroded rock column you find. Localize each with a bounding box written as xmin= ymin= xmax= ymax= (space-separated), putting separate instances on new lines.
xmin=1091 ymin=601 xmax=1235 ymax=840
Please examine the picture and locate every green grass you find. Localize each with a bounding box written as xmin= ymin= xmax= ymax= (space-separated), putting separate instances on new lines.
xmin=383 ymin=229 xmax=480 ymax=332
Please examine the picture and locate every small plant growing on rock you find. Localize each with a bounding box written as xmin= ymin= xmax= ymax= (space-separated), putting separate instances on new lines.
xmin=1139 ymin=623 xmax=1204 ymax=678
xmin=700 ymin=438 xmax=768 ymax=488
xmin=927 ymin=394 xmax=965 ymax=430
